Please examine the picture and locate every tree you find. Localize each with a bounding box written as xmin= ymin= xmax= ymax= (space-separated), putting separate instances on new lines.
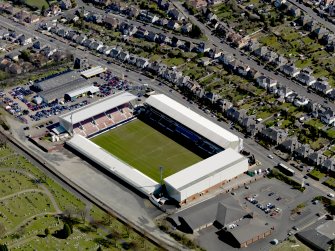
xmin=45 ymin=228 xmax=50 ymax=236
xmin=41 ymin=5 xmax=46 ymax=15
xmin=0 ymin=244 xmax=8 ymax=251
xmin=63 ymin=223 xmax=72 ymax=238
xmin=97 ymin=246 xmax=102 ymax=251
xmin=189 ymin=25 xmax=202 ymax=39
xmin=20 ymin=50 xmax=31 ymax=61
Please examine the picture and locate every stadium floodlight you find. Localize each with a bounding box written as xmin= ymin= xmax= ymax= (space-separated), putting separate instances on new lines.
xmin=159 ymin=166 xmax=164 ymax=185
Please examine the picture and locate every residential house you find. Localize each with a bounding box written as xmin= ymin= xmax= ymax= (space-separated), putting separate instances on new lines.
xmin=127 ymin=54 xmax=137 ymax=65
xmin=321 ymin=158 xmax=335 ymax=173
xmin=295 ymin=72 xmax=316 ymax=86
xmin=306 ymin=101 xmax=321 ymax=112
xmin=125 ymin=6 xmax=140 ymax=18
xmin=145 ymin=31 xmax=158 ymax=42
xmin=260 ymin=127 xmax=288 ymax=145
xmin=247 ymin=68 xmax=261 ymax=79
xmin=236 ymin=61 xmax=250 ymax=76
xmin=66 ymin=30 xmax=78 ymax=41
xmin=49 ymin=4 xmax=61 ymax=15
xmin=321 ymin=33 xmax=335 ymax=45
xmin=21 ymin=61 xmax=34 ymax=73
xmin=320 ymin=108 xmax=335 ymax=125
xmin=30 ymin=53 xmax=48 ymax=67
xmin=154 ymin=18 xmax=169 ymax=27
xmin=240 ymin=115 xmax=257 ymax=130
xmin=311 ymin=27 xmax=329 ymax=39
xmin=158 ymin=0 xmax=170 ymax=10
xmin=136 ymin=57 xmax=149 ymax=69
xmin=307 ymin=152 xmax=327 ymax=166
xmin=225 ymin=107 xmax=247 ymax=123
xmin=168 ymin=8 xmax=184 ymax=21
xmin=220 ymin=52 xmax=235 ymax=66
xmin=104 ymin=15 xmax=119 ymax=29
xmin=288 ymin=5 xmax=301 ymax=16
xmin=285 ymin=93 xmax=298 ymax=103
xmin=5 ymin=51 xmax=20 ymax=62
xmin=256 ymin=75 xmax=277 ymax=89
xmin=181 ymin=23 xmax=192 ymax=33
xmin=82 ymin=38 xmax=94 ymax=48
xmin=0 ymin=41 xmax=7 ymax=51
xmin=328 ymin=89 xmax=335 ymax=100
xmin=138 ymin=10 xmax=159 ymax=23
xmin=59 ymin=0 xmax=72 ymax=10
xmin=204 ymin=92 xmax=220 ymax=103
xmin=298 ymin=15 xmax=312 ymax=26
xmin=277 ymin=86 xmax=294 ymax=98
xmin=110 ymin=47 xmax=122 ymax=58
xmin=279 ymin=137 xmax=301 ymax=153
xmin=274 ymin=0 xmax=286 ymax=8
xmin=14 ymin=10 xmax=30 ymax=21
xmin=156 ymin=33 xmax=171 ymax=44
xmin=207 ymin=48 xmax=222 ymax=59
xmin=293 ymin=96 xmax=309 ymax=107
xmin=75 ymin=35 xmax=87 ymax=44
xmin=253 ymin=46 xmax=269 ymax=58
xmin=100 ymin=46 xmax=112 ymax=55
xmin=312 ymin=80 xmax=333 ymax=94
xmin=40 ymin=46 xmax=57 ymax=58
xmin=262 ymin=51 xmax=278 ymax=62
xmin=24 ymin=14 xmax=40 ymax=24
xmin=8 ymin=63 xmax=22 ymax=74
xmin=273 ymin=56 xmax=288 ymax=67
xmin=167 ymin=20 xmax=180 ymax=30
xmin=186 ymin=0 xmax=208 ymax=9
xmin=217 ymin=99 xmax=233 ymax=111
xmin=171 ymin=37 xmax=183 ymax=47
xmin=62 ymin=13 xmax=79 ymax=23
xmin=134 ymin=27 xmax=148 ymax=38
xmin=89 ymin=41 xmax=104 ymax=51
xmin=304 ymin=20 xmax=319 ymax=32
xmin=294 ymin=144 xmax=314 ymax=159
xmin=148 ymin=61 xmax=167 ymax=75
xmin=118 ymin=51 xmax=130 ymax=62
xmin=281 ymin=64 xmax=300 ymax=77
xmin=0 ymin=58 xmax=10 ymax=71
xmin=16 ymin=34 xmax=32 ymax=46
xmin=245 ymin=40 xmax=260 ymax=51
xmin=247 ymin=123 xmax=265 ymax=137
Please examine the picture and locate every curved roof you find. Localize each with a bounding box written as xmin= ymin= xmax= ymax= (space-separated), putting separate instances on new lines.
xmin=60 ymin=92 xmax=136 ymax=125
xmin=66 ymin=134 xmax=160 ymax=195
xmin=145 ymin=94 xmax=241 ymax=151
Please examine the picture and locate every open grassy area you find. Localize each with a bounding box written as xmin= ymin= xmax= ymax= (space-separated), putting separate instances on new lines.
xmin=24 ymin=0 xmax=49 ymax=9
xmin=0 ymin=146 xmax=160 ymax=250
xmin=308 ymin=169 xmax=326 ymax=181
xmin=323 ymin=177 xmax=335 ymax=189
xmin=270 ymin=236 xmax=310 ymax=251
xmin=91 ymin=119 xmax=203 ymax=182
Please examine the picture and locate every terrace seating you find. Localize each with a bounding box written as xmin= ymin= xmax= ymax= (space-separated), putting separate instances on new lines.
xmin=93 ymin=113 xmax=109 ymax=130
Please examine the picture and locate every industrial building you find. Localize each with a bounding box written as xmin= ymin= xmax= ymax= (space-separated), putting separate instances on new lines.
xmin=33 ymin=68 xmax=105 ymax=103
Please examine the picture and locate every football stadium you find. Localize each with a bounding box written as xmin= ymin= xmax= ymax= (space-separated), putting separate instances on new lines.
xmin=61 ymin=92 xmax=248 ymax=204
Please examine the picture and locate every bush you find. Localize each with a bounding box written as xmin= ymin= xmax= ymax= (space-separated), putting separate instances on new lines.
xmin=268 ymin=168 xmax=305 ymax=192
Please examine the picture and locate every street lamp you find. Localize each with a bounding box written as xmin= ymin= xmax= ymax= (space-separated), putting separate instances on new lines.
xmin=159 ymin=166 xmax=164 ymax=186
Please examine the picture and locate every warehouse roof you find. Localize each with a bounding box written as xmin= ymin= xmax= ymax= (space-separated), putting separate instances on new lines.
xmin=39 ymin=78 xmax=91 ymax=102
xmin=81 ymin=66 xmax=106 ymax=78
xmin=35 ymin=70 xmax=82 ymax=91
xmin=65 ymin=85 xmax=99 ymax=98
xmin=164 ymin=148 xmax=245 ymax=191
xmin=145 ymin=94 xmax=241 ymax=151
xmin=60 ymin=92 xmax=136 ymax=124
xmin=228 ymin=218 xmax=271 ymax=245
xmin=66 ymin=134 xmax=160 ymax=195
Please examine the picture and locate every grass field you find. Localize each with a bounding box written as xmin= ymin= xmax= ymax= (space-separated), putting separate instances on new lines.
xmin=91 ymin=119 xmax=203 ymax=182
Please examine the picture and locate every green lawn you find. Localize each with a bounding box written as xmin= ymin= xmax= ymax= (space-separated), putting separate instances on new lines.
xmin=323 ymin=178 xmax=335 ymax=189
xmin=91 ymin=119 xmax=203 ymax=182
xmin=308 ymin=169 xmax=326 ymax=181
xmin=25 ymin=0 xmax=49 ymax=9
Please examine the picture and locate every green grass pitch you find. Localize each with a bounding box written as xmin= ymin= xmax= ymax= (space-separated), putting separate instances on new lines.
xmin=91 ymin=119 xmax=203 ymax=182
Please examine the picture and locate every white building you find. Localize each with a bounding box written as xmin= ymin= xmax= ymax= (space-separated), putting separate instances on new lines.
xmin=164 ymin=148 xmax=248 ymax=203
xmin=145 ymin=94 xmax=243 ymax=152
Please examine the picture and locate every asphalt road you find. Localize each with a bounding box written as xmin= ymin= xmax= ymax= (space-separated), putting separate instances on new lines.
xmin=171 ymin=0 xmax=335 ymax=111
xmin=0 ymin=13 xmax=331 ymax=199
xmin=287 ymin=0 xmax=335 ymax=33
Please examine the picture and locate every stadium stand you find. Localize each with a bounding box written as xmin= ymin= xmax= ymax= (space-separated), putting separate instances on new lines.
xmin=59 ymin=92 xmax=136 ymax=137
